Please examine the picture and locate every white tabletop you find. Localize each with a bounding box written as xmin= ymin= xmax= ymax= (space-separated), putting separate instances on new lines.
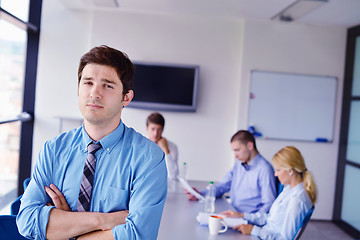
xmin=157 ymin=180 xmax=254 ymax=240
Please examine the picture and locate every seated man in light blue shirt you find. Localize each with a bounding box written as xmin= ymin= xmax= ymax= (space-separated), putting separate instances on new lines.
xmin=186 ymin=130 xmax=276 ymax=214
xmin=16 ymin=45 xmax=167 ymax=240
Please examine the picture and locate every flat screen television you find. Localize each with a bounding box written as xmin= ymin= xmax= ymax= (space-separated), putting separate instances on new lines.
xmin=128 ymin=62 xmax=199 ymax=112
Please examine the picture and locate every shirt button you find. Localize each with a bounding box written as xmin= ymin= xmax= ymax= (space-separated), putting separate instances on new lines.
xmin=107 ymin=148 xmax=110 ymax=151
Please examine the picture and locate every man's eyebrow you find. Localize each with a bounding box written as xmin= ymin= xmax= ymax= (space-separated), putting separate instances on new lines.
xmin=82 ymin=77 xmax=92 ymax=81
xmin=102 ymin=79 xmax=117 ymax=85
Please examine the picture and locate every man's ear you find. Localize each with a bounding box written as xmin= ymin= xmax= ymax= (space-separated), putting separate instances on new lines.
xmin=247 ymin=141 xmax=254 ymax=151
xmin=122 ymin=90 xmax=134 ymax=107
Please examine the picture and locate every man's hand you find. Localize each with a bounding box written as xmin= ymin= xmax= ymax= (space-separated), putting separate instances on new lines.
xmin=220 ymin=210 xmax=244 ymax=218
xmin=184 ymin=187 xmax=201 ymax=201
xmin=157 ymin=137 xmax=170 ymax=154
xmin=45 ymin=184 xmax=71 ymax=211
xmin=233 ymin=224 xmax=253 ymax=235
xmin=98 ymin=211 xmax=129 ymax=231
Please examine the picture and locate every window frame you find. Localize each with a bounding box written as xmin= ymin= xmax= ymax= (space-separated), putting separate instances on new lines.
xmin=0 ymin=0 xmax=42 ymax=195
xmin=333 ymin=24 xmax=360 ymax=238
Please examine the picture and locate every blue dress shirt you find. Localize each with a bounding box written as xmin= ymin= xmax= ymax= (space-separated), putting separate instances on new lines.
xmin=202 ymin=154 xmax=276 ymax=213
xmin=16 ymin=121 xmax=167 ymax=240
xmin=245 ymin=182 xmax=313 ymax=240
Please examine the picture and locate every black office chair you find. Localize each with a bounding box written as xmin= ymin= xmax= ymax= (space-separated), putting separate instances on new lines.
xmin=0 ymin=215 xmax=27 ymax=240
xmin=292 ymin=205 xmax=315 ymax=240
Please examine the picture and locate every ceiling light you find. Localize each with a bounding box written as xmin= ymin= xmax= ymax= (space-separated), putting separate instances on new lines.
xmin=272 ymin=0 xmax=328 ymax=22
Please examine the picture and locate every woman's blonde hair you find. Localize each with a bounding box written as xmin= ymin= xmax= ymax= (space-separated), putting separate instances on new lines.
xmin=272 ymin=146 xmax=317 ymax=205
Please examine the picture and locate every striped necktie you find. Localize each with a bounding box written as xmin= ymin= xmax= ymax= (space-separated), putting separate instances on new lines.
xmin=77 ymin=142 xmax=101 ymax=212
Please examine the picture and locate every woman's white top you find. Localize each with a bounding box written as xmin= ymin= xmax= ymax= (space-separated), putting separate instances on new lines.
xmin=244 ymin=182 xmax=313 ymax=240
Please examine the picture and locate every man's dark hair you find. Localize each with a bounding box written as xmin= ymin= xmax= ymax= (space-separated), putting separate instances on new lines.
xmin=146 ymin=112 xmax=165 ymax=128
xmin=231 ymin=130 xmax=257 ymax=150
xmin=78 ymin=45 xmax=135 ymax=97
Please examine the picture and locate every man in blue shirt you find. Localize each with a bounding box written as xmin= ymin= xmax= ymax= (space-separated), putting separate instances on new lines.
xmin=186 ymin=130 xmax=276 ymax=214
xmin=16 ymin=45 xmax=167 ymax=240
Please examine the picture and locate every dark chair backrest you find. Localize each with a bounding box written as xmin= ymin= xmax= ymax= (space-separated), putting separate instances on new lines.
xmin=0 ymin=215 xmax=27 ymax=240
xmin=23 ymin=178 xmax=31 ymax=191
xmin=292 ymin=205 xmax=315 ymax=240
xmin=10 ymin=178 xmax=31 ymax=215
xmin=10 ymin=195 xmax=22 ymax=215
xmin=275 ymin=177 xmax=284 ymax=196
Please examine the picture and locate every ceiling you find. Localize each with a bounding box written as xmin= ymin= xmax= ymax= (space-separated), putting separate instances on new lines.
xmin=59 ymin=0 xmax=360 ymax=28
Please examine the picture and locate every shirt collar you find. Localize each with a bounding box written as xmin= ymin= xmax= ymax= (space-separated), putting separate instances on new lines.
xmin=283 ymin=181 xmax=304 ymax=194
xmin=81 ymin=120 xmax=125 ymax=153
xmin=246 ymin=153 xmax=261 ymax=169
xmin=291 ymin=181 xmax=304 ymax=192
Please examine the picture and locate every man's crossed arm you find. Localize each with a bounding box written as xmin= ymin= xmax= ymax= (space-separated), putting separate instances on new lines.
xmin=44 ymin=184 xmax=129 ymax=240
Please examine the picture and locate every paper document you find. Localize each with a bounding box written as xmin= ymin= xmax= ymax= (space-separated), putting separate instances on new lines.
xmin=223 ymin=217 xmax=248 ymax=228
xmin=196 ymin=212 xmax=248 ymax=228
xmin=178 ymin=177 xmax=205 ymax=200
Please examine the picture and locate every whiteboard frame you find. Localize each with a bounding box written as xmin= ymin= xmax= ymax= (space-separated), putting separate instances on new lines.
xmin=247 ymin=70 xmax=337 ymax=142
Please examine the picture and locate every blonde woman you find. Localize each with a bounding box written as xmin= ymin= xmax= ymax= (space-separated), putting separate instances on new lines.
xmin=221 ymin=146 xmax=317 ymax=240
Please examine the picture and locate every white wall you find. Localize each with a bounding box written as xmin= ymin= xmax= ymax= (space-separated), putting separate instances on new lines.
xmin=238 ymin=20 xmax=347 ymax=220
xmin=33 ymin=1 xmax=347 ymax=220
xmin=90 ymin=11 xmax=244 ymax=182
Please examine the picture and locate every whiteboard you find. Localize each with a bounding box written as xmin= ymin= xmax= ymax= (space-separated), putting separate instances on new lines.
xmin=248 ymin=70 xmax=337 ymax=142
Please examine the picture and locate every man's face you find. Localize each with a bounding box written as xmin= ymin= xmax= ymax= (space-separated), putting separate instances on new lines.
xmin=78 ymin=63 xmax=133 ymax=127
xmin=230 ymin=141 xmax=252 ymax=164
xmin=146 ymin=123 xmax=163 ymax=143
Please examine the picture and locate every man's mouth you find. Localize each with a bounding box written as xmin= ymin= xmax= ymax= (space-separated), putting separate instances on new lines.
xmin=86 ymin=101 xmax=103 ymax=109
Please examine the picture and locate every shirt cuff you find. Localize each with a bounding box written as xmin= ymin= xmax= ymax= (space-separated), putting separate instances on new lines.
xmin=251 ymin=225 xmax=261 ymax=236
xmin=243 ymin=212 xmax=257 ymax=223
xmin=243 ymin=212 xmax=251 ymax=221
xmin=39 ymin=205 xmax=56 ymax=239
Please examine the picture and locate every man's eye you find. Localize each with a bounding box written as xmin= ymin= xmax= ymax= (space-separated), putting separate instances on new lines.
xmin=105 ymin=84 xmax=113 ymax=89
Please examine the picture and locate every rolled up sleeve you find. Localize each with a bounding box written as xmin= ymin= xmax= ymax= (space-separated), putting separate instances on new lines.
xmin=16 ymin=142 xmax=55 ymax=240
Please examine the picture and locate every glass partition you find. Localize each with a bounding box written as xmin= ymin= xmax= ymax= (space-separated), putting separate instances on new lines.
xmin=335 ymin=25 xmax=360 ymax=238
xmin=352 ymin=37 xmax=360 ymax=96
xmin=341 ymin=165 xmax=360 ymax=231
xmin=346 ymin=101 xmax=360 ymax=165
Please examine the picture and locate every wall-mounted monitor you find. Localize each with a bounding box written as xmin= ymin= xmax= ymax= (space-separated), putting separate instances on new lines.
xmin=128 ymin=62 xmax=199 ymax=112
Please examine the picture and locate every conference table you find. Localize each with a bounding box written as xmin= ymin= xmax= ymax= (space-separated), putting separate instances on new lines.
xmin=158 ymin=180 xmax=254 ymax=240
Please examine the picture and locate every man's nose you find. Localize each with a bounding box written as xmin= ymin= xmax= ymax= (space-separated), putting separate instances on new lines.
xmin=90 ymin=84 xmax=102 ymax=98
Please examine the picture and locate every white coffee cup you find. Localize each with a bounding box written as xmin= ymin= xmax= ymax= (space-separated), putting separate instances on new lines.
xmin=208 ymin=215 xmax=228 ymax=235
